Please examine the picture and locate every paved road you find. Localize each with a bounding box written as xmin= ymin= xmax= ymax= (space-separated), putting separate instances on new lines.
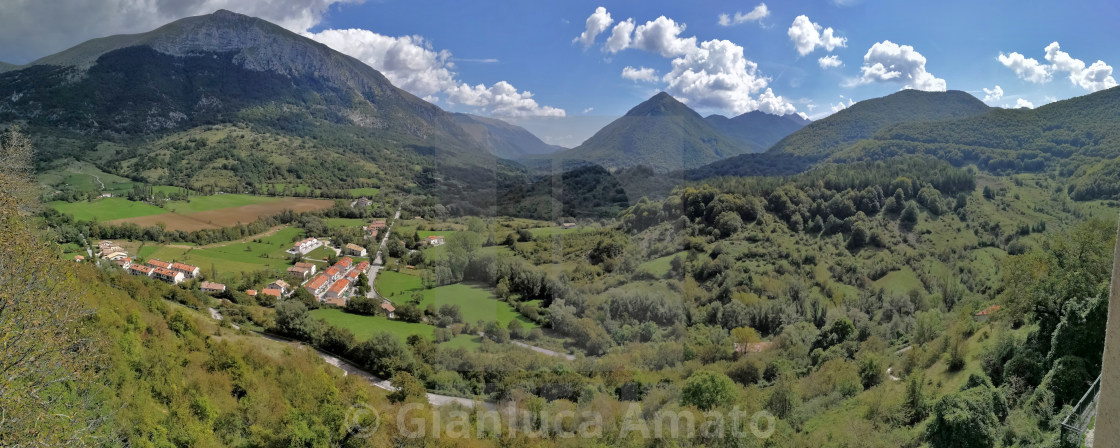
xmin=366 ymin=206 xmax=401 ymax=300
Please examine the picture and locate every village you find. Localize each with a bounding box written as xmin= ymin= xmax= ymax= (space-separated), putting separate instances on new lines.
xmin=84 ymin=215 xmax=424 ymax=319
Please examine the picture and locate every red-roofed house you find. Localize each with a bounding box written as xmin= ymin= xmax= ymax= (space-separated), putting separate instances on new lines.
xmin=245 ymin=289 xmax=258 ymax=297
xmin=261 ymin=288 xmax=283 ymax=299
xmin=288 ymin=265 xmax=312 ymax=279
xmin=152 ymin=267 xmax=185 ymax=284
xmin=268 ymin=280 xmax=290 ymax=294
xmin=305 ymin=274 xmax=330 ymax=296
xmin=381 ymin=301 xmax=395 ymax=319
xmin=74 ymin=255 xmax=85 ymax=262
xmin=354 ymin=261 xmax=370 ymax=272
xmin=171 ymin=262 xmax=200 ymax=278
xmin=324 ymin=266 xmax=341 ymax=281
xmin=201 ymin=282 xmax=226 ymax=293
xmin=294 ymin=262 xmax=317 ymax=275
xmin=114 ymin=257 xmax=132 ymax=269
xmin=335 ymin=257 xmax=354 ymax=270
xmin=324 ymin=279 xmax=350 ymax=300
xmin=129 ymin=265 xmax=153 ymax=277
xmin=147 ymin=259 xmax=172 ymax=270
xmin=345 ymin=270 xmax=361 ymax=281
xmin=426 ymin=235 xmax=445 ymax=246
xmin=975 ymin=305 xmax=1001 ymax=322
xmin=344 ymin=243 xmax=368 ymax=257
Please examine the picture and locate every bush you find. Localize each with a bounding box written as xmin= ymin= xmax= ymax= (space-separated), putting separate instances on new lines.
xmin=680 ymin=371 xmax=737 ymax=411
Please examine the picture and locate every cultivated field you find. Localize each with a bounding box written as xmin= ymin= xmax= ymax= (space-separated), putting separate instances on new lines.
xmin=104 ymin=197 xmax=333 ymax=231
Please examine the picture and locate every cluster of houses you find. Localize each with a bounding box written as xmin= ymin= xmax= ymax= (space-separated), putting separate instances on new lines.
xmin=364 ymin=219 xmax=386 ymax=240
xmin=302 ymin=256 xmax=370 ymax=307
xmin=129 ymin=258 xmax=200 ymax=286
xmin=290 ymin=237 xmax=323 ymax=255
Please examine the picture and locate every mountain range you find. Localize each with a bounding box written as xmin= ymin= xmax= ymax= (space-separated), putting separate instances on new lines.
xmin=547 ymin=92 xmax=809 ymax=172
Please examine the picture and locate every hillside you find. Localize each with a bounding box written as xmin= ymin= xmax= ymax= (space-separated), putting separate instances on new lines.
xmin=767 ymin=89 xmax=990 ymax=157
xmin=549 ymin=92 xmax=750 ymax=172
xmin=704 ymin=110 xmax=810 ymax=151
xmin=0 ymin=10 xmax=540 ymax=209
xmin=0 ymin=61 xmax=16 ymax=72
xmin=452 ymin=113 xmax=565 ymax=159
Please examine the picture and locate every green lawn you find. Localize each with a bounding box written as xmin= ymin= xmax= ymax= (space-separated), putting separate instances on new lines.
xmin=163 ymin=194 xmax=281 ymax=214
xmin=324 ymin=218 xmax=367 ymax=229
xmin=49 ymin=198 xmax=168 ymax=221
xmin=872 ymin=267 xmax=924 ymax=296
xmin=306 ymin=246 xmax=335 ymax=260
xmin=309 ymin=308 xmax=433 ymax=343
xmin=639 ymin=251 xmax=685 ymax=277
xmin=441 ymin=333 xmax=483 ymax=351
xmin=348 ymin=187 xmax=380 ymax=197
xmin=377 ymin=270 xmax=536 ymax=327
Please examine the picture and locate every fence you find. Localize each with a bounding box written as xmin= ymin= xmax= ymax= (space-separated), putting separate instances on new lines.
xmin=1059 ymin=374 xmax=1101 ymax=448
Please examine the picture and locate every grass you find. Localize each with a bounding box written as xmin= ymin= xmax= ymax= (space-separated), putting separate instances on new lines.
xmin=872 ymin=267 xmax=924 ymax=296
xmin=306 ymin=246 xmax=335 ymax=260
xmin=309 ymin=308 xmax=433 ymax=343
xmin=348 ymin=187 xmax=380 ymax=197
xmin=377 ymin=270 xmax=536 ymax=327
xmin=163 ymin=194 xmax=281 ymax=214
xmin=638 ymin=251 xmax=685 ymax=277
xmin=441 ymin=334 xmax=483 ymax=351
xmin=324 ymin=218 xmax=367 ymax=229
xmin=49 ymin=198 xmax=168 ymax=221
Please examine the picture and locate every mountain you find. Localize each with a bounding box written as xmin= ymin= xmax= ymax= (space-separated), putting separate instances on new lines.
xmin=549 ymin=92 xmax=751 ymax=172
xmin=451 ymin=113 xmax=564 ymax=159
xmin=767 ymin=89 xmax=991 ymax=157
xmin=0 ymin=10 xmax=546 ymax=209
xmin=0 ymin=61 xmax=17 ymax=73
xmin=704 ymin=110 xmax=810 ymax=152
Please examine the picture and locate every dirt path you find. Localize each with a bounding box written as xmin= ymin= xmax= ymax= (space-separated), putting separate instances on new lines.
xmin=511 ymin=341 xmax=576 ymax=360
xmin=164 ymin=226 xmax=285 ymax=250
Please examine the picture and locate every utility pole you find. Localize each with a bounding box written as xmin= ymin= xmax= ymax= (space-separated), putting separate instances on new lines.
xmin=1095 ymin=213 xmax=1120 ymax=444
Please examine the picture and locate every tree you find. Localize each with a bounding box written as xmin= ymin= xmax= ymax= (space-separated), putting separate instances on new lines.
xmin=900 ymin=200 xmax=920 ymax=229
xmin=507 ymin=319 xmax=526 ymax=340
xmin=925 ymin=376 xmax=1004 ymax=448
xmin=730 ymin=326 xmax=761 ymax=346
xmin=858 ymin=355 xmax=884 ymax=389
xmin=714 ymin=211 xmax=743 ymax=236
xmin=388 ymin=371 xmax=427 ymax=404
xmin=496 ymin=277 xmax=511 ymax=301
xmin=904 ymin=373 xmax=928 ymax=425
xmin=680 ymin=371 xmax=737 ymax=411
xmin=396 ymin=304 xmax=423 ymax=323
xmin=273 ymin=300 xmax=318 ymax=340
xmin=484 ymin=321 xmax=509 ymax=343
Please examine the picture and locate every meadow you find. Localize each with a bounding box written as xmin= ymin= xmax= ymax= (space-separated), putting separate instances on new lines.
xmin=376 ymin=270 xmax=536 ymax=327
xmin=309 ymin=308 xmax=434 ymax=342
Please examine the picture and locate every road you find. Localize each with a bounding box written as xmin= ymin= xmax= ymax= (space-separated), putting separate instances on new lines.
xmin=365 ymin=206 xmax=401 ymax=300
xmin=510 ymin=341 xmax=576 ymax=360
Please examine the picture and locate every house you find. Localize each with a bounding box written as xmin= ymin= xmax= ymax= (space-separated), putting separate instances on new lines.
xmin=345 ymin=269 xmax=361 ymax=281
xmin=293 ymin=262 xmax=317 ymax=275
xmin=975 ymin=305 xmax=1001 ymax=322
xmin=261 ymin=288 xmax=284 ymax=299
xmin=129 ymin=265 xmax=153 ymax=277
xmin=334 ymin=257 xmax=354 ymax=270
xmin=365 ymin=228 xmax=379 ymax=240
xmin=561 ymin=222 xmax=577 ymax=229
xmin=152 ymin=267 xmax=185 ymax=285
xmin=324 ymin=266 xmax=342 ymax=281
xmin=147 ymin=259 xmax=172 ymax=270
xmin=353 ymin=197 xmax=373 ymax=208
xmin=291 ymin=237 xmax=322 ymax=255
xmin=426 ymin=235 xmax=445 ymax=246
xmin=345 ymin=243 xmax=368 ymax=257
xmin=381 ymin=301 xmax=396 ymax=319
xmin=268 ymin=280 xmax=290 ymax=294
xmin=74 ymin=255 xmax=84 ymax=262
xmin=304 ymin=274 xmax=330 ymax=296
xmin=367 ymin=219 xmax=387 ymax=231
xmin=171 ymin=262 xmax=200 ymax=278
xmin=245 ymin=289 xmax=258 ymax=297
xmin=201 ymin=282 xmax=226 ymax=293
xmin=354 ymin=261 xmax=370 ymax=273
xmin=100 ymin=248 xmax=127 ymax=260
xmin=324 ymin=279 xmax=350 ymax=300
xmin=114 ymin=257 xmax=132 ymax=269
xmin=287 ymin=265 xmax=312 ymax=280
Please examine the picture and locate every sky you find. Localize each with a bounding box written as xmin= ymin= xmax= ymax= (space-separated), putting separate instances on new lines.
xmin=1 ymin=0 xmax=1119 ymax=146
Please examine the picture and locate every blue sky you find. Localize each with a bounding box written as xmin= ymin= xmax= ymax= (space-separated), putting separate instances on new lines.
xmin=2 ymin=0 xmax=1119 ymax=145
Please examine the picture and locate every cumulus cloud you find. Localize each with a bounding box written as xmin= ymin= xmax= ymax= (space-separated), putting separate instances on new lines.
xmin=579 ymin=7 xmax=798 ymax=116
xmin=1044 ymin=42 xmax=1117 ymax=91
xmin=831 ymin=96 xmax=855 ymax=113
xmin=818 ymin=55 xmax=843 ymax=69
xmin=998 ymin=52 xmax=1052 ymax=83
xmin=446 ymin=81 xmax=565 ymax=117
xmin=573 ymin=6 xmax=613 ymax=48
xmin=0 ymin=0 xmax=363 ymax=63
xmin=305 ymin=29 xmax=564 ymax=116
xmin=787 ymin=15 xmax=846 ymax=56
xmin=621 ymin=66 xmax=658 ymax=82
xmin=1014 ymin=98 xmax=1034 ymax=109
xmin=603 ymin=19 xmax=635 ymax=54
xmin=718 ymin=3 xmax=769 ymax=27
xmin=998 ymin=42 xmax=1117 ymax=92
xmin=857 ymin=40 xmax=946 ymax=91
xmin=982 ymin=85 xmax=1003 ymax=103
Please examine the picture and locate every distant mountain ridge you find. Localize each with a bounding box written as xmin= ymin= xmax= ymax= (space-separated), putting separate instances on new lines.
xmin=0 ymin=61 xmax=16 ymax=73
xmin=452 ymin=113 xmax=565 ymax=159
xmin=550 ymin=92 xmax=805 ymax=172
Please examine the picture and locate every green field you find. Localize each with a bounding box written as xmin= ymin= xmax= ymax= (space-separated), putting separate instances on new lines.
xmin=162 ymin=194 xmax=282 ymax=214
xmin=306 ymin=246 xmax=336 ymax=260
xmin=38 ymin=160 xmax=137 ymax=195
xmin=441 ymin=333 xmax=483 ymax=351
xmin=377 ymin=270 xmax=536 ymax=327
xmin=638 ymin=251 xmax=685 ymax=277
xmin=309 ymin=308 xmax=433 ymax=342
xmin=348 ymin=187 xmax=380 ymax=197
xmin=872 ymin=267 xmax=924 ymax=296
xmin=136 ymin=226 xmax=306 ymax=278
xmin=324 ymin=218 xmax=367 ymax=229
xmin=49 ymin=198 xmax=168 ymax=221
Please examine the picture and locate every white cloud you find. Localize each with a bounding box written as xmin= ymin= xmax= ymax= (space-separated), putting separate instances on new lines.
xmin=718 ymin=3 xmax=769 ymax=27
xmin=857 ymin=40 xmax=946 ymax=91
xmin=631 ymin=16 xmax=697 ymax=58
xmin=982 ymin=85 xmax=1003 ymax=103
xmin=306 ymin=29 xmax=565 ymax=117
xmin=583 ymin=107 xmax=594 ymax=114
xmin=0 ymin=0 xmax=364 ymax=63
xmin=573 ymin=6 xmax=613 ymax=48
xmin=604 ymin=19 xmax=635 ymax=54
xmin=831 ymin=97 xmax=855 ymax=113
xmin=446 ymin=81 xmax=565 ymax=117
xmin=818 ymin=55 xmax=843 ymax=69
xmin=1014 ymin=98 xmax=1034 ymax=109
xmin=998 ymin=52 xmax=1052 ymax=83
xmin=787 ymin=15 xmax=846 ymax=57
xmin=1044 ymin=42 xmax=1117 ymax=91
xmin=621 ymin=66 xmax=658 ymax=82
xmin=580 ymin=8 xmax=797 ymax=116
